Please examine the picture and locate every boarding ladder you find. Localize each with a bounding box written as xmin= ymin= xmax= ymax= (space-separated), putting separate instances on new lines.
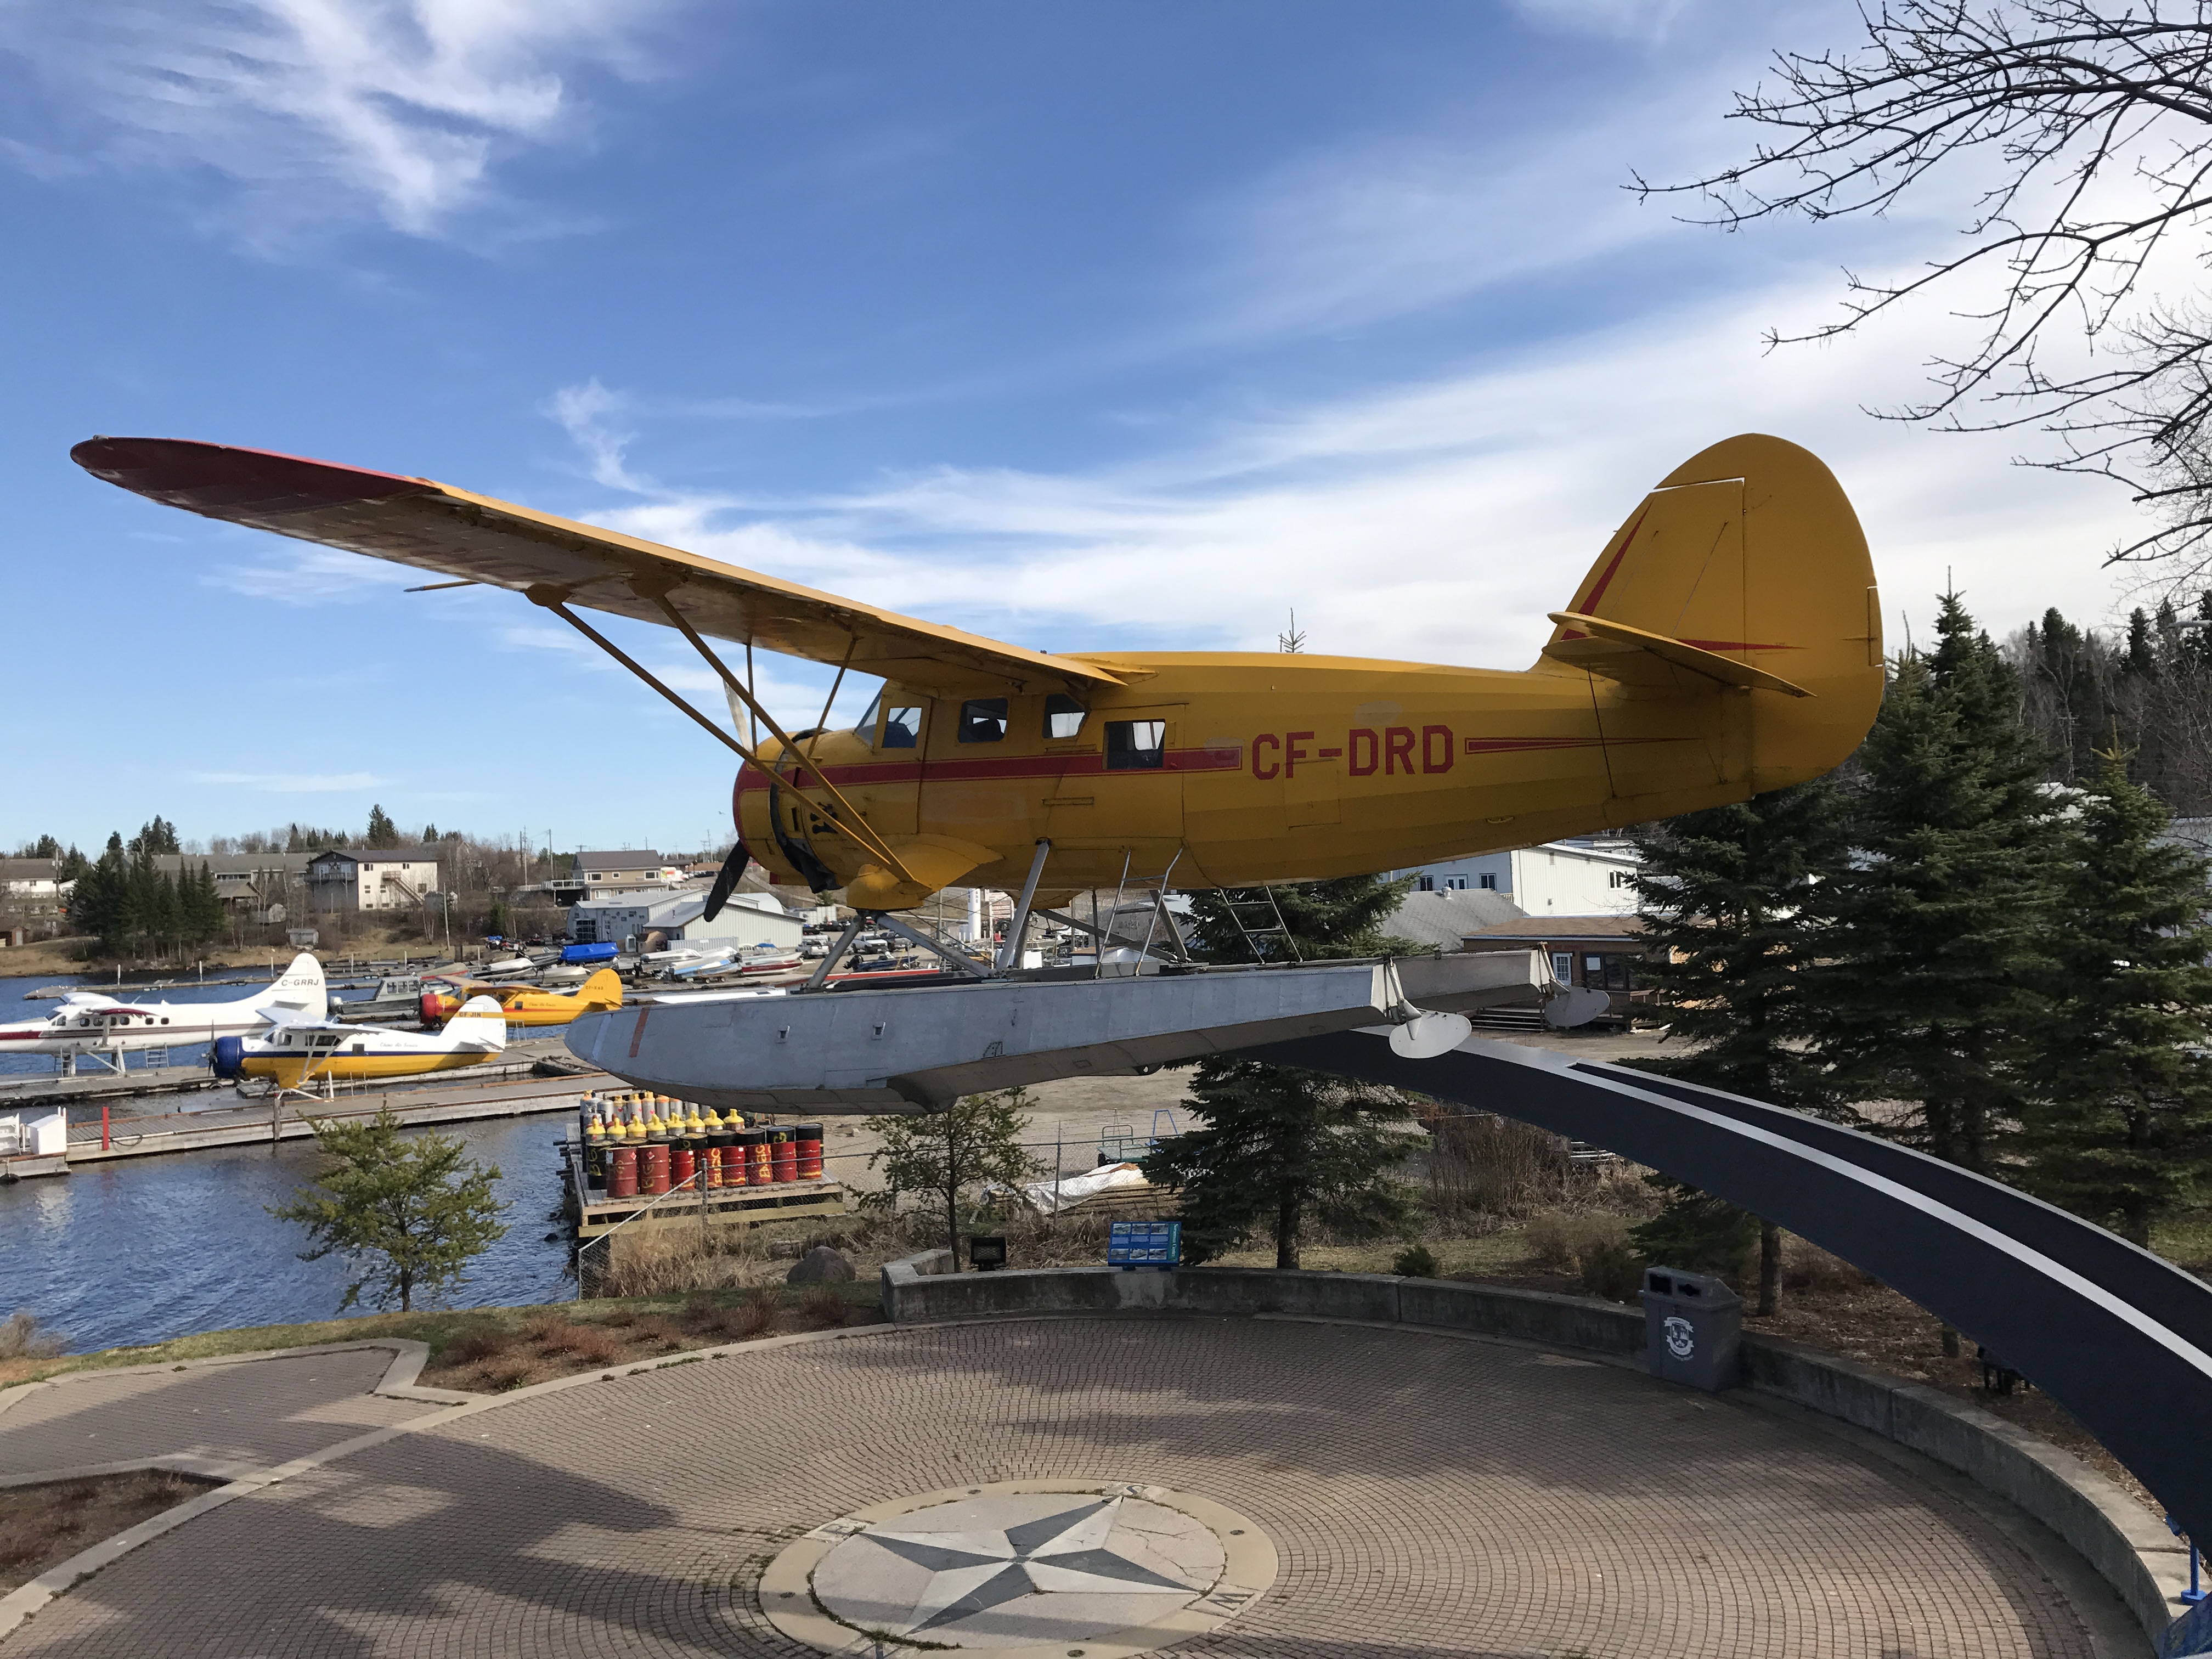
xmin=1215 ymin=885 xmax=1300 ymax=963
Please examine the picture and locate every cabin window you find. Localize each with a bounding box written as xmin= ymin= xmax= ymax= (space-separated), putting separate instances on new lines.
xmin=958 ymin=698 xmax=1008 ymax=743
xmin=1045 ymin=694 xmax=1086 ymax=740
xmin=854 ymin=691 xmax=882 ymax=742
xmin=160 ymin=1017 xmax=169 ymax=1025
xmin=882 ymin=706 xmax=922 ymax=749
xmin=1105 ymin=720 xmax=1166 ymax=770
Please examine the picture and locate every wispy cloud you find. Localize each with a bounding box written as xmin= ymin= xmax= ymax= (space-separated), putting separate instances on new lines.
xmin=190 ymin=770 xmax=392 ymax=791
xmin=201 ymin=544 xmax=416 ymax=603
xmin=0 ymin=0 xmax=673 ymax=247
xmin=1508 ymin=0 xmax=1697 ymax=43
xmin=549 ymin=275 xmax=2146 ymax=675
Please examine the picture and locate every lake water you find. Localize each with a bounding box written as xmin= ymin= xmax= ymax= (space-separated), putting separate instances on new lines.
xmin=0 ymin=969 xmax=577 ymax=1351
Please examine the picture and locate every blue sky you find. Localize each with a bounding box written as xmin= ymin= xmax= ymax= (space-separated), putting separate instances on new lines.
xmin=0 ymin=0 xmax=2155 ymax=857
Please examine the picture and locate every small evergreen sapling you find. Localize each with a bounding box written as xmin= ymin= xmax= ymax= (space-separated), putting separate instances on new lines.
xmin=1629 ymin=779 xmax=1847 ymax=1310
xmin=2020 ymin=753 xmax=2212 ymax=1246
xmin=861 ymin=1088 xmax=1045 ymax=1261
xmin=1148 ymin=872 xmax=1424 ymax=1268
xmin=270 ymin=1110 xmax=507 ymax=1313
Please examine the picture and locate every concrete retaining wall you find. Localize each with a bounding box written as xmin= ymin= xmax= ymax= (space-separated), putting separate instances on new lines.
xmin=878 ymin=1258 xmax=2186 ymax=1645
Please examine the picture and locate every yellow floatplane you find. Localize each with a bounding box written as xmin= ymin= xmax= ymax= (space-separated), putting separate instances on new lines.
xmin=213 ymin=996 xmax=507 ymax=1090
xmin=419 ymin=967 xmax=623 ymax=1029
xmin=73 ymin=433 xmax=1881 ymax=917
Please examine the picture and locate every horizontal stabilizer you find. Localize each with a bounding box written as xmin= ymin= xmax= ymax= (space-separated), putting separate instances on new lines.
xmin=1543 ymin=611 xmax=1812 ymax=698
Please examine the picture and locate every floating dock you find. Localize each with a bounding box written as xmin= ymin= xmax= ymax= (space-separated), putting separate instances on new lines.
xmin=0 ymin=1054 xmax=612 ymax=1173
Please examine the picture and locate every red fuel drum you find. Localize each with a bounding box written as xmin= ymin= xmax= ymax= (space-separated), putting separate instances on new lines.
xmin=721 ymin=1135 xmax=749 ymax=1187
xmin=796 ymin=1124 xmax=823 ymax=1180
xmin=641 ymin=1143 xmax=672 ymax=1195
xmin=769 ymin=1128 xmax=797 ymax=1183
xmin=607 ymin=1146 xmax=638 ymax=1199
xmin=671 ymin=1146 xmax=696 ymax=1188
xmin=703 ymin=1133 xmax=727 ymax=1189
xmin=748 ymin=1130 xmax=772 ymax=1185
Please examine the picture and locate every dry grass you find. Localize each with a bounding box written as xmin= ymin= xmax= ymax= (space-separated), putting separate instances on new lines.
xmin=416 ymin=1284 xmax=882 ymax=1391
xmin=0 ymin=1472 xmax=216 ymax=1594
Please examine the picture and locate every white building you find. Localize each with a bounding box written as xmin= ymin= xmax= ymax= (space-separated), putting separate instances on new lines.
xmin=304 ymin=848 xmax=443 ymax=913
xmin=569 ymin=889 xmax=804 ymax=953
xmin=1390 ymin=837 xmax=1639 ymax=917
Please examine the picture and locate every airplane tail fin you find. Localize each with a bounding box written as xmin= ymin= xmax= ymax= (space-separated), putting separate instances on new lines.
xmin=1539 ymin=433 xmax=1883 ymax=795
xmin=575 ymin=968 xmax=623 ymax=1011
xmin=444 ymin=995 xmax=509 ymax=1052
xmin=256 ymin=952 xmax=328 ymax=1014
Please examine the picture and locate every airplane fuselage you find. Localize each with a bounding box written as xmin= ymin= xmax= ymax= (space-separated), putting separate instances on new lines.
xmin=740 ymin=647 xmax=1878 ymax=906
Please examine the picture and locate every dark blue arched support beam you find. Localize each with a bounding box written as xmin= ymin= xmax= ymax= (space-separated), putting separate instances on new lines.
xmin=1256 ymin=1030 xmax=2212 ymax=1545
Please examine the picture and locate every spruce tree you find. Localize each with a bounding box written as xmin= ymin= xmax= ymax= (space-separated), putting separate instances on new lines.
xmin=1626 ymin=778 xmax=1847 ymax=1310
xmin=365 ymin=805 xmax=400 ymax=849
xmin=69 ymin=837 xmax=128 ymax=953
xmin=1144 ymin=872 xmax=1423 ymax=1267
xmin=1811 ymin=594 xmax=2057 ymax=1177
xmin=2019 ymin=753 xmax=2212 ymax=1246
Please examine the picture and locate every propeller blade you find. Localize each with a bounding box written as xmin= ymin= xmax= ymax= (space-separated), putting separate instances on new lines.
xmin=702 ymin=838 xmax=752 ymax=922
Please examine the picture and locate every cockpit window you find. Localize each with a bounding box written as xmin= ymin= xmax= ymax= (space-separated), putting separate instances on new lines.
xmin=854 ymin=691 xmax=883 ymax=744
xmin=1045 ymin=693 xmax=1086 ymax=740
xmin=958 ymin=698 xmax=1008 ymax=743
xmin=882 ymin=707 xmax=922 ymax=749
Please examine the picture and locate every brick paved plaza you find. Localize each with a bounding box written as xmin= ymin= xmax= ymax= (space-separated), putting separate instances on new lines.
xmin=6 ymin=1319 xmax=2110 ymax=1657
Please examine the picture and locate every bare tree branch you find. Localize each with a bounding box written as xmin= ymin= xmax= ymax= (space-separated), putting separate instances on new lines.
xmin=1650 ymin=1 xmax=2212 ymax=579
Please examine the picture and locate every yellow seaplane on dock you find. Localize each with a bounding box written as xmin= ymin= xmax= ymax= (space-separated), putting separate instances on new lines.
xmin=419 ymin=967 xmax=623 ymax=1029
xmin=213 ymin=996 xmax=508 ymax=1091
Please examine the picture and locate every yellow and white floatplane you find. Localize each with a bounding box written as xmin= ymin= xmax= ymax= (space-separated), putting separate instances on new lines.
xmin=213 ymin=995 xmax=508 ymax=1090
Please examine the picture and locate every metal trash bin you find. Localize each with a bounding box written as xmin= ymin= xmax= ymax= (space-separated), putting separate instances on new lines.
xmin=1640 ymin=1265 xmax=1741 ymax=1391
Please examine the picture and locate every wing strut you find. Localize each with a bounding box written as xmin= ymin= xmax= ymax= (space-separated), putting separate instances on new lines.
xmin=526 ymin=586 xmax=917 ymax=885
xmin=641 ymin=593 xmax=918 ymax=884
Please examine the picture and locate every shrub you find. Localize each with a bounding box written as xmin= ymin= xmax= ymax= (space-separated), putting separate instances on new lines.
xmin=1422 ymin=1111 xmax=1571 ymax=1225
xmin=1526 ymin=1209 xmax=1644 ymax=1300
xmin=630 ymin=1316 xmax=684 ymax=1351
xmin=797 ymin=1286 xmax=853 ymax=1329
xmin=1578 ymin=1236 xmax=1644 ymax=1302
xmin=440 ymin=1327 xmax=514 ymax=1367
xmin=1392 ymin=1243 xmax=1438 ymax=1278
xmin=524 ymin=1316 xmax=587 ymax=1354
xmin=731 ymin=1291 xmax=778 ymax=1340
xmin=567 ymin=1327 xmax=622 ymax=1365
xmin=0 ymin=1312 xmax=65 ymax=1361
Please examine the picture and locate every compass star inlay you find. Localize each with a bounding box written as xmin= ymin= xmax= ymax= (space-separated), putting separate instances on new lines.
xmin=800 ymin=1485 xmax=1249 ymax=1650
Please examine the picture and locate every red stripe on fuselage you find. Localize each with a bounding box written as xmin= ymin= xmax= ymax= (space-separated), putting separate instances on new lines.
xmin=736 ymin=746 xmax=1244 ymax=794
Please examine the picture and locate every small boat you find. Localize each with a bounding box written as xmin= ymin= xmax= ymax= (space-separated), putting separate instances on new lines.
xmin=641 ymin=943 xmax=736 ymax=979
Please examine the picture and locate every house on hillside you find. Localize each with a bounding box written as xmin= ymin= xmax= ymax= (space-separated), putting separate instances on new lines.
xmin=304 ymin=848 xmax=442 ymax=914
xmin=153 ymin=852 xmax=314 ymax=921
xmin=0 ymin=859 xmax=72 ymax=941
xmin=550 ymin=849 xmax=684 ymax=904
xmin=1390 ymin=837 xmax=1639 ymax=916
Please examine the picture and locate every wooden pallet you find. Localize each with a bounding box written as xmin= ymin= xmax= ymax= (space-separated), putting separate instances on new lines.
xmin=565 ymin=1141 xmax=849 ymax=1236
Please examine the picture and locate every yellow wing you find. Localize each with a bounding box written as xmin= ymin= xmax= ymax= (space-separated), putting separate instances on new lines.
xmin=72 ymin=437 xmax=1122 ymax=694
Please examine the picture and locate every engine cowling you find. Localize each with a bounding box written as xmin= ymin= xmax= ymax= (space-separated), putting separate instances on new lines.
xmin=211 ymin=1036 xmax=245 ymax=1078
